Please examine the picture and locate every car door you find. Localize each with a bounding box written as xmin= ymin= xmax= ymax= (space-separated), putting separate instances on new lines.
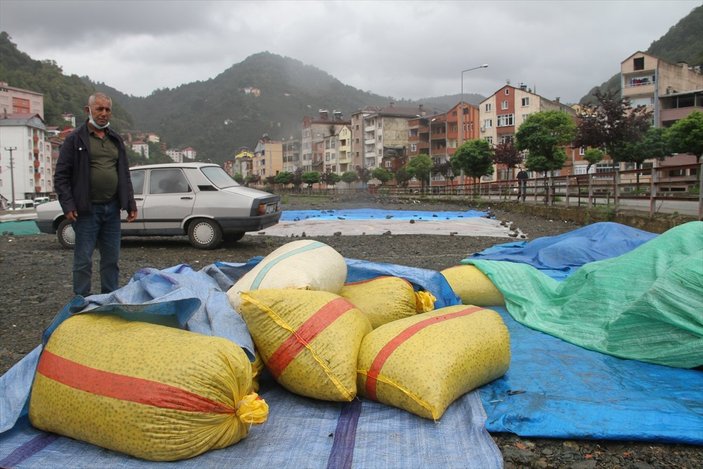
xmin=141 ymin=168 xmax=196 ymax=234
xmin=121 ymin=168 xmax=145 ymax=234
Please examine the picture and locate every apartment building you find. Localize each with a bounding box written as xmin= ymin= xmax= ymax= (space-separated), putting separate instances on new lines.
xmin=0 ymin=82 xmax=44 ymax=120
xmin=480 ymin=84 xmax=576 ymax=180
xmin=253 ymin=135 xmax=283 ymax=179
xmin=350 ymin=104 xmax=418 ymax=172
xmin=0 ymin=113 xmax=53 ymax=205
xmin=322 ymin=125 xmax=352 ymax=174
xmin=131 ymin=140 xmax=149 ymax=159
xmin=232 ymin=149 xmax=254 ymax=179
xmin=621 ymin=52 xmax=703 ymax=127
xmin=282 ymin=138 xmax=301 ymax=173
xmin=301 ymin=110 xmax=349 ymax=173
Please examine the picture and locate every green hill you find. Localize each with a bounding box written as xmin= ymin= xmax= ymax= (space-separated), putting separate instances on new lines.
xmin=100 ymin=52 xmax=481 ymax=163
xmin=0 ymin=32 xmax=133 ymax=129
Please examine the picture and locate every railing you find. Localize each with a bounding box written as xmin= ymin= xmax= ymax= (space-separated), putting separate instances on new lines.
xmin=268 ymin=162 xmax=702 ymax=219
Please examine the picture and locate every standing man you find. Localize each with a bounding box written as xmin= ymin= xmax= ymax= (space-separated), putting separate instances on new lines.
xmin=54 ymin=92 xmax=138 ymax=297
xmin=516 ymin=166 xmax=529 ymax=202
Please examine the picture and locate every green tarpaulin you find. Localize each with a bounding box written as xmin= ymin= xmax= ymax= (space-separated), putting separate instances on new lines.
xmin=468 ymin=221 xmax=703 ymax=368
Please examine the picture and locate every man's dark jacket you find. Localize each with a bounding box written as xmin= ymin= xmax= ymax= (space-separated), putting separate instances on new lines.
xmin=54 ymin=122 xmax=137 ymax=215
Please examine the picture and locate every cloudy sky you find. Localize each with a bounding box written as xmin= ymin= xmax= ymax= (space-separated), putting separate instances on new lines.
xmin=1 ymin=0 xmax=699 ymax=104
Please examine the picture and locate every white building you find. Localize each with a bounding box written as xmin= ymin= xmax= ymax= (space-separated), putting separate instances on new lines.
xmin=131 ymin=141 xmax=149 ymax=159
xmin=165 ymin=149 xmax=181 ymax=163
xmin=0 ymin=113 xmax=52 ymax=207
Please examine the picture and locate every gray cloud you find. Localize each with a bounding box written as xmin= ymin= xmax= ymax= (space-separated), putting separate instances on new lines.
xmin=1 ymin=0 xmax=699 ymax=103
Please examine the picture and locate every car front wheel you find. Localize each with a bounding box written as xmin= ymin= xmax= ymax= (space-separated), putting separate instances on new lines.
xmin=188 ymin=218 xmax=223 ymax=249
xmin=57 ymin=218 xmax=76 ymax=249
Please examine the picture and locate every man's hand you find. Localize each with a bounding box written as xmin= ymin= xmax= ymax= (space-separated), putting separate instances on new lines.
xmin=66 ymin=210 xmax=78 ymax=222
xmin=126 ymin=210 xmax=138 ymax=222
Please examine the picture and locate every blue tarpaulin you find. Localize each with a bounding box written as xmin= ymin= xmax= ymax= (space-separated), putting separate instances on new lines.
xmin=2 ymin=219 xmax=702 ymax=468
xmin=281 ymin=208 xmax=486 ymax=222
xmin=466 ymin=222 xmax=656 ymax=280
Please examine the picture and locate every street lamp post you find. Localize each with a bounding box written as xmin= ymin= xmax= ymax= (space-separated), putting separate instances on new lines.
xmin=4 ymin=146 xmax=17 ymax=210
xmin=459 ymin=64 xmax=488 ymax=191
xmin=459 ymin=64 xmax=488 ymax=147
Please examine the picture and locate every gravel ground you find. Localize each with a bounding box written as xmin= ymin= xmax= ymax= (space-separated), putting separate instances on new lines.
xmin=0 ymin=194 xmax=700 ymax=468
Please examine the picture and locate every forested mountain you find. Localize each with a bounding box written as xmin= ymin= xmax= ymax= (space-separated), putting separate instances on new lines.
xmin=0 ymin=32 xmax=483 ymax=163
xmin=95 ymin=52 xmax=482 ymax=163
xmin=0 ymin=32 xmax=133 ymax=129
xmin=579 ymin=4 xmax=703 ymax=104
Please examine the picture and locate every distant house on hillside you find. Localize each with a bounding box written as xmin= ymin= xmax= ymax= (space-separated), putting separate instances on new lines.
xmin=182 ymin=147 xmax=197 ymax=160
xmin=131 ymin=140 xmax=149 ymax=159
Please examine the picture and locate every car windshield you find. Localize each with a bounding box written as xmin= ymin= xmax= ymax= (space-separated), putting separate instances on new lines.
xmin=201 ymin=166 xmax=240 ymax=188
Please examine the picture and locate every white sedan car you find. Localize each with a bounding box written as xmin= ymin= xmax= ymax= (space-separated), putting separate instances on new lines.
xmin=37 ymin=162 xmax=281 ymax=249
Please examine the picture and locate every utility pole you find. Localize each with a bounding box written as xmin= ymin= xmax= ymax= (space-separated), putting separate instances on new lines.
xmin=4 ymin=146 xmax=17 ymax=210
xmin=459 ymin=64 xmax=488 ymax=190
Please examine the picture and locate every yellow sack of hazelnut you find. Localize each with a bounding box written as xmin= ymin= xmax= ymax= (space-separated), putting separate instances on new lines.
xmin=441 ymin=265 xmax=505 ymax=306
xmin=239 ymin=289 xmax=372 ymax=401
xmin=340 ymin=276 xmax=435 ymax=328
xmin=29 ymin=314 xmax=268 ymax=462
xmin=357 ymin=305 xmax=510 ymax=420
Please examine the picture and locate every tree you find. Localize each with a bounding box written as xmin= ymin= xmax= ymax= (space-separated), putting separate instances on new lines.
xmin=583 ymin=148 xmax=604 ymax=174
xmin=371 ymin=167 xmax=392 ymax=185
xmin=450 ymin=140 xmax=494 ymax=195
xmin=575 ymin=90 xmax=652 ymax=163
xmin=274 ymin=171 xmax=294 ymax=187
xmin=667 ymin=111 xmax=703 ymax=163
xmin=492 ymin=141 xmax=522 ymax=178
xmin=321 ymin=170 xmax=341 ymax=187
xmin=233 ymin=173 xmax=245 ymax=184
xmin=356 ymin=166 xmax=371 ymax=187
xmin=394 ymin=167 xmax=412 ymax=188
xmin=516 ymin=111 xmax=576 ymax=204
xmin=245 ymin=174 xmax=261 ymax=186
xmin=341 ymin=171 xmax=359 ymax=185
xmin=406 ymin=154 xmax=433 ymax=193
xmin=302 ymin=171 xmax=320 ymax=189
xmin=292 ymin=168 xmax=304 ymax=192
xmin=433 ymin=161 xmax=454 ymax=188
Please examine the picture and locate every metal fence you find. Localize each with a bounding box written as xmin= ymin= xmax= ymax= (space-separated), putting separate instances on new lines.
xmin=270 ymin=161 xmax=702 ymax=219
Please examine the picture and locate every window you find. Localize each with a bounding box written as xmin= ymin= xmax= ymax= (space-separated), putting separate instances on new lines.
xmin=485 ymin=103 xmax=492 ymax=112
xmin=130 ymin=170 xmax=145 ymax=195
xmin=497 ymin=114 xmax=514 ymax=127
xmin=521 ymin=97 xmax=530 ymax=107
xmin=579 ymin=147 xmax=585 ymax=156
xmin=633 ymin=57 xmax=644 ymax=71
xmin=501 ymin=100 xmax=509 ymax=110
xmin=504 ymin=88 xmax=510 ymax=95
xmin=629 ymin=76 xmax=652 ymax=87
xmin=150 ymin=169 xmax=190 ymax=194
xmin=485 ymin=136 xmax=493 ymax=145
xmin=499 ymin=135 xmax=513 ymax=144
xmin=483 ymin=119 xmax=493 ymax=128
xmin=410 ymin=143 xmax=417 ymax=152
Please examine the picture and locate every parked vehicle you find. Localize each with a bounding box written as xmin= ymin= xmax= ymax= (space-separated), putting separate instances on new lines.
xmin=36 ymin=162 xmax=282 ymax=249
xmin=34 ymin=196 xmax=51 ymax=205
